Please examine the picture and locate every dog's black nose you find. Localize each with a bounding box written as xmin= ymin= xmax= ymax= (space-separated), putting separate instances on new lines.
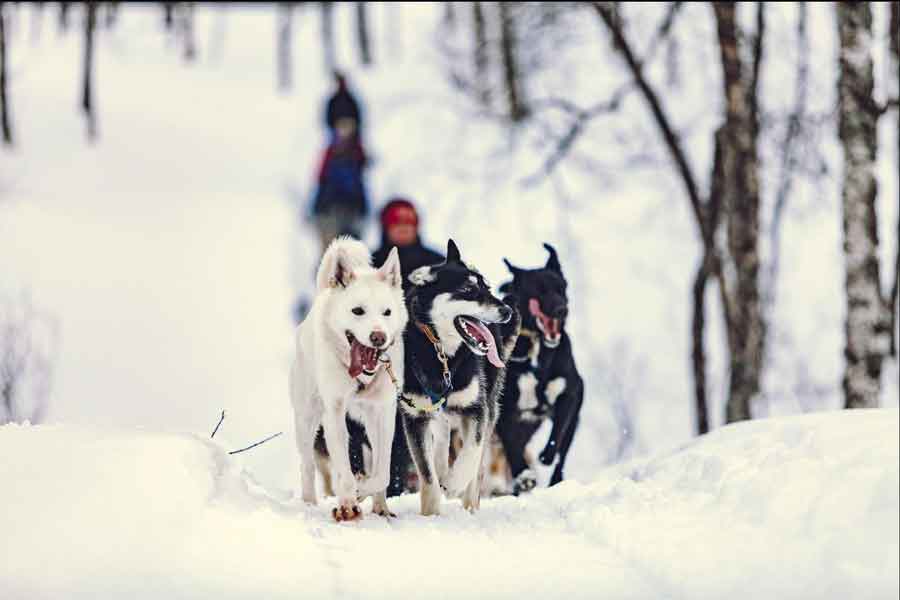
xmin=498 ymin=305 xmax=513 ymax=323
xmin=370 ymin=331 xmax=387 ymax=348
xmin=553 ymin=306 xmax=568 ymax=319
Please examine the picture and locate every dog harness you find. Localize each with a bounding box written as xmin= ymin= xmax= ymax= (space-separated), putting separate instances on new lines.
xmin=507 ymin=326 xmax=558 ymax=418
xmin=398 ymin=322 xmax=454 ymax=413
xmin=508 ymin=328 xmax=542 ymax=364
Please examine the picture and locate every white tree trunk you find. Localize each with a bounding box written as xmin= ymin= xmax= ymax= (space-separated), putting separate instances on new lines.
xmin=836 ymin=2 xmax=890 ymax=409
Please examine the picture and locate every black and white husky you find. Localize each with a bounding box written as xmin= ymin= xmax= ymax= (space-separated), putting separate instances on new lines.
xmin=289 ymin=237 xmax=408 ymax=521
xmin=400 ymin=239 xmax=520 ymax=515
xmin=496 ymin=244 xmax=584 ymax=494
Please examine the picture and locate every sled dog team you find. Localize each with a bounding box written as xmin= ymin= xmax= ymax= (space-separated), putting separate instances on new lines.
xmin=290 ymin=237 xmax=584 ymax=521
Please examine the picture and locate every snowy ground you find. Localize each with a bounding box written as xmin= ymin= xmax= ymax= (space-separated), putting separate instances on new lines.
xmin=1 ymin=409 xmax=897 ymax=599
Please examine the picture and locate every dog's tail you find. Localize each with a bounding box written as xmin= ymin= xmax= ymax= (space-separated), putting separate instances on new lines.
xmin=316 ymin=236 xmax=373 ymax=291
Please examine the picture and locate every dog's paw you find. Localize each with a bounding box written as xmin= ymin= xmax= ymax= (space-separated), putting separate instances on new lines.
xmin=371 ymin=493 xmax=396 ymax=518
xmin=513 ymin=470 xmax=537 ymax=496
xmin=373 ymin=506 xmax=397 ymax=518
xmin=331 ymin=501 xmax=363 ymax=522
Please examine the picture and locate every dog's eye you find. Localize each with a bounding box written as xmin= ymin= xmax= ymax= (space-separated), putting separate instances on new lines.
xmin=352 ymin=307 xmax=365 ymax=316
xmin=383 ymin=309 xmax=391 ymax=317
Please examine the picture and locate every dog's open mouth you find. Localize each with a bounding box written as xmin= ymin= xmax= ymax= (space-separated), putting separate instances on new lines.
xmin=346 ymin=332 xmax=381 ymax=378
xmin=529 ymin=298 xmax=562 ymax=348
xmin=454 ymin=316 xmax=504 ymax=368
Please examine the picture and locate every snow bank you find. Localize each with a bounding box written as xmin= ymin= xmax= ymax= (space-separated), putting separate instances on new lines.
xmin=2 ymin=409 xmax=897 ymax=599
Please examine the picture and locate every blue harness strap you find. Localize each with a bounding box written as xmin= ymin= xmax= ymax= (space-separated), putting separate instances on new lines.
xmin=403 ymin=322 xmax=454 ymax=413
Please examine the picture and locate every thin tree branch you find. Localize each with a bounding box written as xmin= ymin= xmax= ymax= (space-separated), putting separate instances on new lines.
xmin=522 ymin=87 xmax=631 ymax=184
xmin=593 ymin=2 xmax=708 ymax=247
xmin=228 ymin=431 xmax=283 ymax=455
xmin=643 ymin=2 xmax=683 ymax=66
xmin=210 ymin=410 xmax=226 ymax=439
xmin=765 ymin=1 xmax=807 ymax=317
xmin=524 ymin=3 xmax=683 ymax=187
xmin=692 ymin=257 xmax=712 ymax=435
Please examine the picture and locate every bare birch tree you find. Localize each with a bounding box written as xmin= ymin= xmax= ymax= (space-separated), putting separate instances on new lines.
xmin=355 ymin=2 xmax=372 ymax=67
xmin=180 ymin=2 xmax=197 ymax=62
xmin=835 ymin=2 xmax=891 ymax=408
xmin=82 ymin=1 xmax=98 ymax=141
xmin=277 ymin=2 xmax=294 ymax=93
xmin=473 ymin=1 xmax=490 ymax=107
xmin=0 ymin=2 xmax=11 ymax=146
xmin=320 ymin=1 xmax=335 ymax=70
xmin=498 ymin=2 xmax=527 ymax=122
xmin=711 ymin=2 xmax=766 ymax=424
xmin=59 ymin=1 xmax=71 ymax=34
xmin=889 ymin=1 xmax=899 ymax=359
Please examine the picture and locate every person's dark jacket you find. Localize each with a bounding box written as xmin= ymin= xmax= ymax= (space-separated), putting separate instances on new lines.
xmin=312 ymin=137 xmax=369 ymax=217
xmin=372 ymin=235 xmax=444 ymax=293
xmin=326 ymin=88 xmax=361 ymax=132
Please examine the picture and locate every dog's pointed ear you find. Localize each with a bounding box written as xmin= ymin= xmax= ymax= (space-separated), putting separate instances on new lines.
xmin=408 ymin=265 xmax=436 ymax=287
xmin=543 ymin=243 xmax=562 ymax=274
xmin=317 ymin=243 xmax=357 ymax=290
xmin=446 ymin=239 xmax=462 ymax=264
xmin=503 ymin=258 xmax=523 ymax=278
xmin=378 ymin=246 xmax=403 ymax=289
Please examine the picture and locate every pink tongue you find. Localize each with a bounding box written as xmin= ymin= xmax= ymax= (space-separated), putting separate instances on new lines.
xmin=349 ymin=342 xmax=365 ymax=378
xmin=468 ymin=319 xmax=504 ymax=368
xmin=548 ymin=318 xmax=560 ymax=337
xmin=529 ymin=298 xmax=559 ymax=338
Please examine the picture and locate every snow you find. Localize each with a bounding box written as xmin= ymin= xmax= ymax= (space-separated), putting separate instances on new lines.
xmin=1 ymin=409 xmax=897 ymax=599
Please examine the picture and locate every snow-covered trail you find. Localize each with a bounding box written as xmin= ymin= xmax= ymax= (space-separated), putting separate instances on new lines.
xmin=2 ymin=409 xmax=897 ymax=599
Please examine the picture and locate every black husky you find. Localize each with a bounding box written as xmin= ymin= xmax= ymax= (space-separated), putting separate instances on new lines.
xmin=398 ymin=239 xmax=520 ymax=515
xmin=496 ymin=243 xmax=584 ymax=494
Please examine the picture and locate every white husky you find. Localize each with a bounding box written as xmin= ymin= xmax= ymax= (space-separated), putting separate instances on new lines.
xmin=289 ymin=237 xmax=407 ymax=521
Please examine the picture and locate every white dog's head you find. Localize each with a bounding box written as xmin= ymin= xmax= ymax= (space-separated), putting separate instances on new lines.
xmin=318 ymin=238 xmax=408 ymax=378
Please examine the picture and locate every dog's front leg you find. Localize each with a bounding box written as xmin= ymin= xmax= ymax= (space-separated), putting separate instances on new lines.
xmin=545 ymin=376 xmax=583 ymax=483
xmin=432 ymin=417 xmax=451 ymax=484
xmin=538 ymin=377 xmax=583 ymax=468
xmin=462 ymin=439 xmax=490 ymax=512
xmin=321 ymin=396 xmax=361 ymax=521
xmin=290 ymin=362 xmax=322 ymax=505
xmin=445 ymin=417 xmax=485 ymax=509
xmin=403 ymin=411 xmax=441 ymax=516
xmin=360 ymin=401 xmax=397 ymax=517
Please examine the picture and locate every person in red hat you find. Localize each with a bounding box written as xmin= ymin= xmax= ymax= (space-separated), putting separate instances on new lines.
xmin=372 ymin=198 xmax=444 ymax=292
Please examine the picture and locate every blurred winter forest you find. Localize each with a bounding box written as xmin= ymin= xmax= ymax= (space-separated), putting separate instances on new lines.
xmin=0 ymin=2 xmax=897 ymax=486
